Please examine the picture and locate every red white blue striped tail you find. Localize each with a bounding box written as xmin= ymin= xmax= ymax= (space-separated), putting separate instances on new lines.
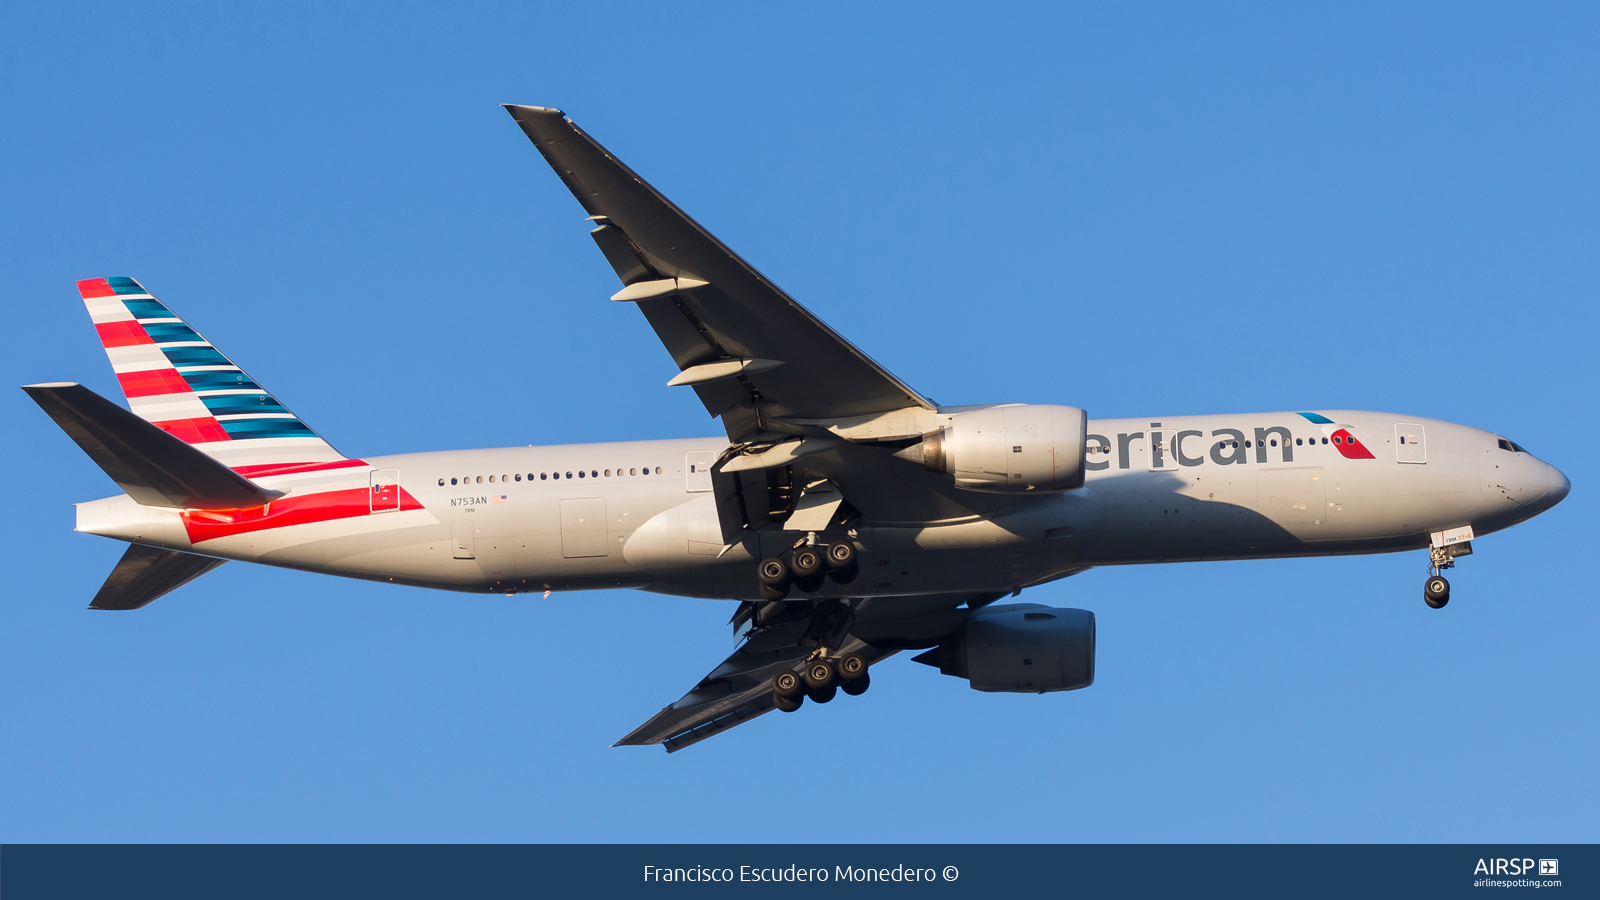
xmin=77 ymin=277 xmax=358 ymax=478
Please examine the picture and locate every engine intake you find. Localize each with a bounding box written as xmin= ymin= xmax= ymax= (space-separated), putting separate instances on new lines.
xmin=912 ymin=604 xmax=1095 ymax=693
xmin=905 ymin=404 xmax=1087 ymax=493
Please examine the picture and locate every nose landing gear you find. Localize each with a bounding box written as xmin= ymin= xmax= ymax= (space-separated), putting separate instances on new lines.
xmin=1424 ymin=575 xmax=1450 ymax=609
xmin=1423 ymin=539 xmax=1470 ymax=609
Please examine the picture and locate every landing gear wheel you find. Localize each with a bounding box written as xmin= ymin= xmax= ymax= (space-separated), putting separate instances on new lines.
xmin=827 ymin=562 xmax=859 ymax=586
xmin=841 ymin=671 xmax=870 ymax=696
xmin=759 ymin=582 xmax=788 ymax=601
xmin=792 ymin=547 xmax=823 ymax=579
xmin=757 ymin=557 xmax=790 ymax=587
xmin=772 ymin=669 xmax=803 ymax=699
xmin=804 ymin=658 xmax=837 ymax=689
xmin=825 ymin=541 xmax=857 ymax=570
xmin=806 ymin=684 xmax=837 ymax=704
xmin=836 ymin=653 xmax=867 ymax=681
xmin=1424 ymin=575 xmax=1450 ymax=609
xmin=775 ymin=692 xmax=803 ymax=713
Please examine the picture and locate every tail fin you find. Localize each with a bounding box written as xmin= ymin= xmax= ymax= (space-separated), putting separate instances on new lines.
xmin=77 ymin=277 xmax=356 ymax=477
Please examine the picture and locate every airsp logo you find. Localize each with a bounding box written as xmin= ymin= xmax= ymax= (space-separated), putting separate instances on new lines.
xmin=1473 ymin=858 xmax=1551 ymax=876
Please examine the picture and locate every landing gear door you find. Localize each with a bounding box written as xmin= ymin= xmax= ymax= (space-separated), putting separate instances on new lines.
xmin=370 ymin=468 xmax=400 ymax=513
xmin=1148 ymin=430 xmax=1180 ymax=471
xmin=1395 ymin=423 xmax=1427 ymax=464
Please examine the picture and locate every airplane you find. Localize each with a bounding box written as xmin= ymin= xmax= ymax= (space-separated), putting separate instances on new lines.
xmin=23 ymin=104 xmax=1570 ymax=752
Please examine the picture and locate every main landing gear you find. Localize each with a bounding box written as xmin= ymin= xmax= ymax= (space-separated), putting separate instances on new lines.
xmin=772 ymin=651 xmax=870 ymax=713
xmin=1424 ymin=540 xmax=1471 ymax=609
xmin=757 ymin=537 xmax=858 ymax=600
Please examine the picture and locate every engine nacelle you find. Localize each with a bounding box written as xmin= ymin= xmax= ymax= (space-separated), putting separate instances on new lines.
xmin=914 ymin=404 xmax=1087 ymax=493
xmin=912 ymin=605 xmax=1095 ymax=693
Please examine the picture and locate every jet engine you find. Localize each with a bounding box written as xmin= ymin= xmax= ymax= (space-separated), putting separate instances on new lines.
xmin=911 ymin=604 xmax=1095 ymax=693
xmin=897 ymin=404 xmax=1087 ymax=493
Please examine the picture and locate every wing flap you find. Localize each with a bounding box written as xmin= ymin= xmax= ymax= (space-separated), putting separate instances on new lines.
xmin=90 ymin=543 xmax=226 ymax=610
xmin=23 ymin=382 xmax=282 ymax=509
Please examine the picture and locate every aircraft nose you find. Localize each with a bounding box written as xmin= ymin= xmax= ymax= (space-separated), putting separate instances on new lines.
xmin=1545 ymin=462 xmax=1571 ymax=508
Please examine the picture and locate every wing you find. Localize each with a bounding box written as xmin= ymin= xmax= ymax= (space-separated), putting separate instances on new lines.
xmin=613 ymin=592 xmax=1004 ymax=751
xmin=614 ymin=622 xmax=896 ymax=753
xmin=503 ymin=105 xmax=934 ymax=441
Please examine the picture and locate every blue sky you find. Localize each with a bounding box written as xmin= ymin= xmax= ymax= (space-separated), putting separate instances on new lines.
xmin=2 ymin=3 xmax=1595 ymax=842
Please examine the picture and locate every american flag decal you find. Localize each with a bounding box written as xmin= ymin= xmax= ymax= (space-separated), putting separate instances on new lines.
xmin=491 ymin=495 xmax=508 ymax=503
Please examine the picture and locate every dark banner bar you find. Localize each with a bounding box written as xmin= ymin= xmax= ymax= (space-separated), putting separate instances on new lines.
xmin=2 ymin=844 xmax=1592 ymax=898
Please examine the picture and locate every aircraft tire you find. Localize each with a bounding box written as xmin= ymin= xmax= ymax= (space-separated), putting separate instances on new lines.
xmin=827 ymin=562 xmax=859 ymax=585
xmin=772 ymin=669 xmax=803 ymax=699
xmin=825 ymin=541 xmax=857 ymax=570
xmin=775 ymin=693 xmax=803 ymax=713
xmin=804 ymin=658 xmax=837 ymax=690
xmin=1424 ymin=575 xmax=1450 ymax=608
xmin=837 ymin=652 xmax=867 ymax=681
xmin=793 ymin=574 xmax=825 ymax=594
xmin=792 ymin=547 xmax=823 ymax=579
xmin=757 ymin=557 xmax=790 ymax=587
xmin=806 ymin=684 xmax=837 ymax=704
xmin=759 ymin=582 xmax=788 ymax=601
xmin=841 ymin=671 xmax=870 ymax=696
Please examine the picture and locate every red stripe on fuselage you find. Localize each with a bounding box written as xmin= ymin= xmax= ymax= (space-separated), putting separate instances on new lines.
xmin=181 ymin=486 xmax=425 ymax=543
xmin=77 ymin=278 xmax=116 ymax=299
xmin=155 ymin=417 xmax=231 ymax=443
xmin=118 ymin=368 xmax=192 ymax=398
xmin=95 ymin=320 xmax=153 ymax=348
xmin=232 ymin=459 xmax=368 ymax=478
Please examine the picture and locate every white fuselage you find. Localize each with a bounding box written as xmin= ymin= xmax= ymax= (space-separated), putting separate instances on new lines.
xmin=74 ymin=410 xmax=1567 ymax=601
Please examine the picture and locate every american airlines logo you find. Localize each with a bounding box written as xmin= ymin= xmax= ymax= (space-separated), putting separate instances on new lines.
xmin=1087 ymin=414 xmax=1376 ymax=472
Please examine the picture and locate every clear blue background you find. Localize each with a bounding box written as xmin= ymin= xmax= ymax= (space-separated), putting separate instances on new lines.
xmin=2 ymin=3 xmax=1594 ymax=842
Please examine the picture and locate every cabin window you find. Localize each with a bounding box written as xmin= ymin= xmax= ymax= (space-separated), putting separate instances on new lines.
xmin=630 ymin=468 xmax=637 ymax=475
xmin=578 ymin=470 xmax=586 ymax=478
xmin=655 ymin=466 xmax=662 ymax=474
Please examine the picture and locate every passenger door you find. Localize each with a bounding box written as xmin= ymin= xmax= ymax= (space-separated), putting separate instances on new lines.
xmin=1148 ymin=429 xmax=1179 ymax=471
xmin=370 ymin=468 xmax=401 ymax=513
xmin=685 ymin=450 xmax=715 ymax=492
xmin=1395 ymin=423 xmax=1427 ymax=463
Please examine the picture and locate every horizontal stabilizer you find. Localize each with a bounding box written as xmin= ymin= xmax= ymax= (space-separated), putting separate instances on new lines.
xmin=23 ymin=382 xmax=284 ymax=510
xmin=91 ymin=543 xmax=226 ymax=610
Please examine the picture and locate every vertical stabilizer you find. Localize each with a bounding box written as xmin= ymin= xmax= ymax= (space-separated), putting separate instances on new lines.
xmin=77 ymin=277 xmax=357 ymax=477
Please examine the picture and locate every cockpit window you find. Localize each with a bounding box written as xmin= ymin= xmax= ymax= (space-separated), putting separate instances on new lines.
xmin=1498 ymin=438 xmax=1530 ymax=453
